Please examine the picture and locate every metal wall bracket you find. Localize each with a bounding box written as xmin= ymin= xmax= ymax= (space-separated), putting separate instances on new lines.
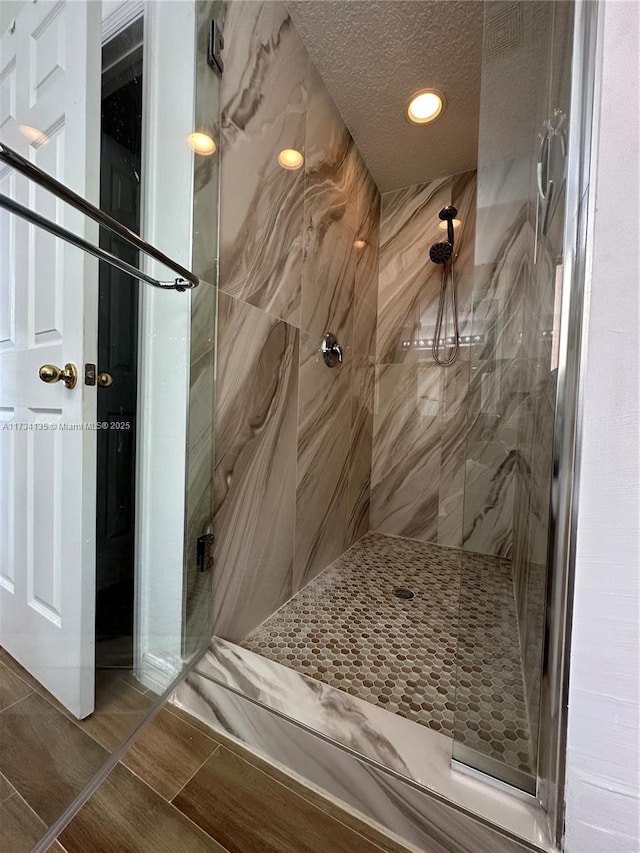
xmin=207 ymin=20 xmax=224 ymax=75
xmin=196 ymin=533 xmax=214 ymax=573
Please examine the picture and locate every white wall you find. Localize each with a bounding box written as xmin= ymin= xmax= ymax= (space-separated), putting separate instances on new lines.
xmin=564 ymin=2 xmax=640 ymax=852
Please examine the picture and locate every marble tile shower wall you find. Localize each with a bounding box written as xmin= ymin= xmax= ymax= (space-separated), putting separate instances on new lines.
xmin=211 ymin=1 xmax=380 ymax=642
xmin=370 ymin=172 xmax=476 ymax=548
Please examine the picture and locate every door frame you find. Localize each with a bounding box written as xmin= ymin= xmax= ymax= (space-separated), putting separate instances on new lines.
xmin=101 ymin=0 xmax=196 ymax=691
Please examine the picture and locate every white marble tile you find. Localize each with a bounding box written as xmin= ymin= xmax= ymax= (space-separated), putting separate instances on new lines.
xmin=294 ymin=332 xmax=352 ymax=591
xmin=370 ymin=364 xmax=441 ymax=542
xmin=212 ymin=292 xmax=299 ymax=641
xmin=218 ymin=1 xmax=308 ymax=326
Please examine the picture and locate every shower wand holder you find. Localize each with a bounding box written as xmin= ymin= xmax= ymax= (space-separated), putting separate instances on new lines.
xmin=430 ymin=205 xmax=460 ymax=366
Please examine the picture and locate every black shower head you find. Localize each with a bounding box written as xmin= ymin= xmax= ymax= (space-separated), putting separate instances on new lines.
xmin=438 ymin=205 xmax=458 ymax=221
xmin=429 ymin=241 xmax=453 ymax=264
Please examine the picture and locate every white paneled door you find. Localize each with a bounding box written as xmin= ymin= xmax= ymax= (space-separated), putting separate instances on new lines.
xmin=0 ymin=0 xmax=101 ymax=718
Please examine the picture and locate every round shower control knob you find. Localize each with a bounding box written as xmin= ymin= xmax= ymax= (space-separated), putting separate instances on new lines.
xmin=321 ymin=333 xmax=343 ymax=368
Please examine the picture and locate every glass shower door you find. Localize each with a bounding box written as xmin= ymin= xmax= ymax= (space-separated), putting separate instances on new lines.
xmin=454 ymin=0 xmax=574 ymax=793
xmin=0 ymin=2 xmax=217 ymax=848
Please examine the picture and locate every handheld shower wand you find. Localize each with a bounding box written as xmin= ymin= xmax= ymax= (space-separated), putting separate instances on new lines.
xmin=429 ymin=206 xmax=459 ymax=366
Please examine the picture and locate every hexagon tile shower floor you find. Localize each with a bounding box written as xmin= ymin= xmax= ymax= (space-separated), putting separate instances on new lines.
xmin=243 ymin=532 xmax=534 ymax=775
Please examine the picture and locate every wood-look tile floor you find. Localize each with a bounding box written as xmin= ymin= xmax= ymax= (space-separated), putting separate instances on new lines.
xmin=0 ymin=648 xmax=411 ymax=852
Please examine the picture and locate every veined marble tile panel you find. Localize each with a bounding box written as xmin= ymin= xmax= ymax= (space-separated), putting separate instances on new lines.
xmin=470 ymin=207 xmax=532 ymax=364
xmin=462 ymin=358 xmax=523 ymax=557
xmin=461 ymin=441 xmax=516 ymax=559
xmin=370 ymin=364 xmax=441 ymax=542
xmin=353 ymin=164 xmax=381 ymax=362
xmin=192 ymin=2 xmax=221 ymax=281
xmin=348 ymin=160 xmax=380 ymax=543
xmin=173 ymin=668 xmax=551 ymax=853
xmin=376 ymin=178 xmax=452 ymax=365
xmin=376 ymin=172 xmax=476 ymax=366
xmin=294 ymin=332 xmax=352 ymax=590
xmin=348 ymin=359 xmax=375 ymax=544
xmin=301 ymin=64 xmax=357 ymax=344
xmin=218 ymin=1 xmax=308 ymax=326
xmin=437 ymin=405 xmax=468 ymax=549
xmin=432 ymin=170 xmax=477 ymax=346
xmin=212 ymin=292 xmax=299 ymax=641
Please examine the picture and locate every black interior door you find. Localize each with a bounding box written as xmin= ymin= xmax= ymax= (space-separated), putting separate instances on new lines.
xmin=96 ymin=67 xmax=142 ymax=667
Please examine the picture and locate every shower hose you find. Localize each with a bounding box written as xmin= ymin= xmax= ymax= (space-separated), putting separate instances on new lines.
xmin=432 ymin=255 xmax=459 ymax=366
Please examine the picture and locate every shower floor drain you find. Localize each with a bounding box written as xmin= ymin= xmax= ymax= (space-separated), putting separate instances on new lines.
xmin=392 ymin=587 xmax=415 ymax=600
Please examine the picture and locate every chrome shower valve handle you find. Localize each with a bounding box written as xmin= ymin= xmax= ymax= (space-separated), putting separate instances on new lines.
xmin=321 ymin=332 xmax=343 ymax=368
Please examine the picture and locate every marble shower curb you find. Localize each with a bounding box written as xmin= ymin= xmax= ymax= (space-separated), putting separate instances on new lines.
xmin=172 ymin=640 xmax=553 ymax=853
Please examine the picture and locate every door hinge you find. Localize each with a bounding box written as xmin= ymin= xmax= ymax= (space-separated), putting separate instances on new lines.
xmin=207 ymin=20 xmax=224 ymax=76
xmin=196 ymin=533 xmax=214 ymax=573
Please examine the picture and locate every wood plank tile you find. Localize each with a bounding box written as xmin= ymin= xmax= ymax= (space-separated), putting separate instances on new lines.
xmin=0 ymin=692 xmax=109 ymax=825
xmin=177 ymin=720 xmax=411 ymax=853
xmin=0 ymin=648 xmax=69 ymax=713
xmin=0 ymin=661 xmax=34 ymax=712
xmin=122 ymin=707 xmax=219 ymax=800
xmin=167 ymin=701 xmax=226 ymax=741
xmin=0 ymin=792 xmax=66 ymax=853
xmin=227 ymin=744 xmax=412 ymax=853
xmin=72 ymin=671 xmax=154 ymax=751
xmin=114 ymin=669 xmax=151 ymax=696
xmin=0 ymin=650 xmax=156 ymax=756
xmin=58 ymin=764 xmax=229 ymax=853
xmin=173 ymin=745 xmax=393 ymax=853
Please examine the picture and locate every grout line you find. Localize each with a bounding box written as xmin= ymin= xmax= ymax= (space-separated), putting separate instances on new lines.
xmin=0 ymin=779 xmax=15 ymax=807
xmin=115 ymin=674 xmax=150 ymax=697
xmin=0 ymin=659 xmax=37 ymax=696
xmin=162 ymin=790 xmax=234 ymax=853
xmin=170 ymin=743 xmax=221 ymax=803
xmin=0 ymin=690 xmax=36 ymax=717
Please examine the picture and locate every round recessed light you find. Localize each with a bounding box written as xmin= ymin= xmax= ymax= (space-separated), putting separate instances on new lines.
xmin=406 ymin=89 xmax=445 ymax=125
xmin=277 ymin=148 xmax=304 ymax=170
xmin=353 ymin=239 xmax=368 ymax=249
xmin=19 ymin=125 xmax=49 ymax=146
xmin=438 ymin=218 xmax=461 ymax=231
xmin=187 ymin=132 xmax=216 ymax=155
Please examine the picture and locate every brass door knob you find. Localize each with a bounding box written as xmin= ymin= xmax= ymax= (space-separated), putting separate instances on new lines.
xmin=39 ymin=363 xmax=78 ymax=389
xmin=97 ymin=372 xmax=113 ymax=388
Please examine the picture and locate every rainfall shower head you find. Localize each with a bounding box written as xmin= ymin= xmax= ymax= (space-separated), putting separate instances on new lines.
xmin=429 ymin=241 xmax=454 ymax=264
xmin=438 ymin=205 xmax=458 ymax=221
xmin=438 ymin=205 xmax=458 ymax=246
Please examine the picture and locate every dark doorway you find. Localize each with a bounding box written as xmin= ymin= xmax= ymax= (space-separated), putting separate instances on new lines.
xmin=96 ymin=20 xmax=143 ymax=669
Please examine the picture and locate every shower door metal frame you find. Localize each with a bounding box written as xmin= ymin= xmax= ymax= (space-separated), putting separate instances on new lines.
xmin=537 ymin=0 xmax=601 ymax=846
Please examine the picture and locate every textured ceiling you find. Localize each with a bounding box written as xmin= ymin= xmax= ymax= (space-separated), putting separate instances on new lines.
xmin=289 ymin=1 xmax=484 ymax=193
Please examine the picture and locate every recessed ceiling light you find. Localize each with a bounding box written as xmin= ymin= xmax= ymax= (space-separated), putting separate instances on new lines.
xmin=353 ymin=239 xmax=367 ymax=249
xmin=406 ymin=89 xmax=445 ymax=125
xmin=438 ymin=218 xmax=461 ymax=231
xmin=277 ymin=148 xmax=304 ymax=170
xmin=19 ymin=125 xmax=49 ymax=147
xmin=187 ymin=132 xmax=216 ymax=155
